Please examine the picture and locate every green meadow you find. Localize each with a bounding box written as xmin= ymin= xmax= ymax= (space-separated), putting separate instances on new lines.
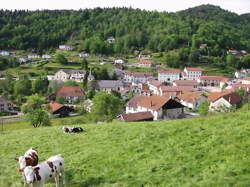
xmin=1 ymin=112 xmax=250 ymax=186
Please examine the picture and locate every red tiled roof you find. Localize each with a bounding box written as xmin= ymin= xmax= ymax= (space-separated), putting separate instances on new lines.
xmin=126 ymin=95 xmax=147 ymax=108
xmin=185 ymin=67 xmax=203 ymax=71
xmin=139 ymin=60 xmax=153 ymax=64
xmin=158 ymin=68 xmax=181 ymax=74
xmin=49 ymin=103 xmax=64 ymax=113
xmin=160 ymin=86 xmax=194 ymax=92
xmin=56 ymin=86 xmax=85 ymax=97
xmin=174 ymin=80 xmax=198 ymax=86
xmin=179 ymin=92 xmax=203 ymax=104
xmin=242 ymin=77 xmax=250 ymax=81
xmin=121 ymin=112 xmax=154 ymax=122
xmin=148 ymin=80 xmax=162 ymax=87
xmin=138 ymin=95 xmax=170 ymax=110
xmin=208 ymin=92 xmax=242 ymax=104
xmin=124 ymin=71 xmax=153 ymax=77
xmin=199 ymin=76 xmax=228 ymax=81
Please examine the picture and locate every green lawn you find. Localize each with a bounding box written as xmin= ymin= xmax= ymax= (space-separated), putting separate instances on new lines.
xmin=1 ymin=111 xmax=250 ymax=186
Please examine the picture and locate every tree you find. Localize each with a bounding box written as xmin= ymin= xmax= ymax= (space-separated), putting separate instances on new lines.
xmin=21 ymin=94 xmax=51 ymax=128
xmin=32 ymin=77 xmax=49 ymax=95
xmin=91 ymin=91 xmax=123 ymax=122
xmin=14 ymin=76 xmax=32 ymax=96
xmin=56 ymin=96 xmax=65 ymax=104
xmin=198 ymin=100 xmax=210 ymax=115
xmin=54 ymin=54 xmax=68 ymax=65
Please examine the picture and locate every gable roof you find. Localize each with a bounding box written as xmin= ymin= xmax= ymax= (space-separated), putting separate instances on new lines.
xmin=59 ymin=69 xmax=85 ymax=74
xmin=49 ymin=103 xmax=65 ymax=113
xmin=179 ymin=92 xmax=204 ymax=104
xmin=56 ymin=86 xmax=85 ymax=97
xmin=98 ymin=80 xmax=124 ymax=88
xmin=185 ymin=67 xmax=203 ymax=71
xmin=137 ymin=95 xmax=170 ymax=110
xmin=126 ymin=95 xmax=147 ymax=108
xmin=148 ymin=80 xmax=162 ymax=87
xmin=242 ymin=77 xmax=250 ymax=81
xmin=124 ymin=71 xmax=153 ymax=77
xmin=174 ymin=80 xmax=198 ymax=86
xmin=208 ymin=92 xmax=242 ymax=104
xmin=199 ymin=76 xmax=228 ymax=81
xmin=158 ymin=68 xmax=181 ymax=74
xmin=121 ymin=112 xmax=154 ymax=122
xmin=160 ymin=86 xmax=194 ymax=92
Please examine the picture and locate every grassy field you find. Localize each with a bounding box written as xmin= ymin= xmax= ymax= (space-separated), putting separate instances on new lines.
xmin=1 ymin=111 xmax=250 ymax=186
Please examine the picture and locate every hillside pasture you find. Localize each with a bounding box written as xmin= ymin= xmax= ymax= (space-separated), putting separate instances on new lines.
xmin=0 ymin=112 xmax=250 ymax=186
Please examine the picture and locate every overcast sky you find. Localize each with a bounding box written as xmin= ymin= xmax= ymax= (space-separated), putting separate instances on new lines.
xmin=1 ymin=0 xmax=250 ymax=14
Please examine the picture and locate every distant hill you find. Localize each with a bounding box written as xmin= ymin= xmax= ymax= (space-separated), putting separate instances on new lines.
xmin=0 ymin=5 xmax=249 ymax=55
xmin=1 ymin=111 xmax=250 ymax=186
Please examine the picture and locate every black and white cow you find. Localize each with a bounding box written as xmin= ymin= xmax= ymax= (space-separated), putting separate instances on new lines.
xmin=62 ymin=126 xmax=85 ymax=133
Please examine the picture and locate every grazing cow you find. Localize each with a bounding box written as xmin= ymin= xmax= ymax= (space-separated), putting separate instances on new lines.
xmin=15 ymin=148 xmax=39 ymax=172
xmin=23 ymin=154 xmax=64 ymax=187
xmin=62 ymin=126 xmax=85 ymax=133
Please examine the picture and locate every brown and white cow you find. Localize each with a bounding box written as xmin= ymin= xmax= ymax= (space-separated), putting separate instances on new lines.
xmin=23 ymin=154 xmax=64 ymax=187
xmin=15 ymin=148 xmax=39 ymax=173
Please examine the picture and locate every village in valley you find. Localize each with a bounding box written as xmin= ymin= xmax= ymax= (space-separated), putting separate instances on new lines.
xmin=0 ymin=43 xmax=249 ymax=123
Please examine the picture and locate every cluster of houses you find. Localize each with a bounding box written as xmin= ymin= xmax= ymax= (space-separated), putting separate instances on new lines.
xmin=1 ymin=49 xmax=250 ymax=122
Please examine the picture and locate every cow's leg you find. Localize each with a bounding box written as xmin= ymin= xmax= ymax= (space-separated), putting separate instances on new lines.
xmin=55 ymin=175 xmax=60 ymax=187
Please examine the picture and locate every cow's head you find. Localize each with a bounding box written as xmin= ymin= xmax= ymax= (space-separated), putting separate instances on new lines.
xmin=15 ymin=156 xmax=26 ymax=171
xmin=23 ymin=166 xmax=40 ymax=184
xmin=23 ymin=166 xmax=35 ymax=184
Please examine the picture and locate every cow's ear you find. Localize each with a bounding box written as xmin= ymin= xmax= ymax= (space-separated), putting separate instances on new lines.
xmin=14 ymin=157 xmax=19 ymax=161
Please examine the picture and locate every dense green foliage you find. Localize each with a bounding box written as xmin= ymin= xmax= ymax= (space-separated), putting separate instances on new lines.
xmin=1 ymin=111 xmax=250 ymax=186
xmin=21 ymin=94 xmax=51 ymax=127
xmin=0 ymin=5 xmax=249 ymax=55
xmin=91 ymin=91 xmax=123 ymax=122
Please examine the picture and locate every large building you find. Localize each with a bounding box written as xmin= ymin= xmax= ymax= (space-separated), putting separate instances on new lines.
xmin=126 ymin=95 xmax=184 ymax=120
xmin=53 ymin=69 xmax=85 ymax=82
xmin=182 ymin=67 xmax=202 ymax=80
xmin=124 ymin=71 xmax=153 ymax=84
xmin=157 ymin=68 xmax=181 ymax=83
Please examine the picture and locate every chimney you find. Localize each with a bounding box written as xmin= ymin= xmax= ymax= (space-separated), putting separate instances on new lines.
xmin=229 ymin=96 xmax=231 ymax=104
xmin=150 ymin=101 xmax=153 ymax=107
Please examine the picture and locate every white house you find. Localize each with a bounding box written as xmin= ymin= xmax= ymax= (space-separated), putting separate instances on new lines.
xmin=28 ymin=54 xmax=40 ymax=59
xmin=126 ymin=95 xmax=184 ymax=120
xmin=147 ymin=80 xmax=162 ymax=95
xmin=158 ymin=68 xmax=181 ymax=83
xmin=114 ymin=58 xmax=126 ymax=64
xmin=0 ymin=51 xmax=10 ymax=56
xmin=79 ymin=51 xmax=90 ymax=58
xmin=241 ymin=77 xmax=250 ymax=85
xmin=235 ymin=71 xmax=247 ymax=79
xmin=42 ymin=54 xmax=52 ymax=59
xmin=208 ymin=92 xmax=242 ymax=112
xmin=59 ymin=45 xmax=74 ymax=51
xmin=19 ymin=58 xmax=27 ymax=63
xmin=138 ymin=53 xmax=151 ymax=60
xmin=183 ymin=67 xmax=202 ymax=80
xmin=198 ymin=76 xmax=228 ymax=87
xmin=107 ymin=36 xmax=115 ymax=43
xmin=54 ymin=69 xmax=85 ymax=82
xmin=179 ymin=92 xmax=207 ymax=110
xmin=138 ymin=60 xmax=154 ymax=68
xmin=123 ymin=71 xmax=153 ymax=84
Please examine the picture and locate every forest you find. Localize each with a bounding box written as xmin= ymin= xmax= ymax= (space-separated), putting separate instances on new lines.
xmin=1 ymin=5 xmax=250 ymax=70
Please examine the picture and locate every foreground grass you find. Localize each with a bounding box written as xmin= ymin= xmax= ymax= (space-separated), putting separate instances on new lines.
xmin=1 ymin=112 xmax=250 ymax=186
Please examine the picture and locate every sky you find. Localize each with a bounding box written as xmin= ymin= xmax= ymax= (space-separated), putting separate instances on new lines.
xmin=1 ymin=0 xmax=250 ymax=14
